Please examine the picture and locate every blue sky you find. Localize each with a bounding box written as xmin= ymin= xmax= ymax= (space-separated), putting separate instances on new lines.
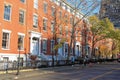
xmin=66 ymin=0 xmax=101 ymax=14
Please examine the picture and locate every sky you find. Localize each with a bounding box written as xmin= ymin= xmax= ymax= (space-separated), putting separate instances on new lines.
xmin=66 ymin=0 xmax=101 ymax=15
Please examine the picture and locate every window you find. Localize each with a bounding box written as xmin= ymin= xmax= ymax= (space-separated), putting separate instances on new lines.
xmin=34 ymin=0 xmax=38 ymax=9
xmin=18 ymin=35 xmax=24 ymax=50
xmin=51 ymin=21 xmax=54 ymax=32
xmin=42 ymin=39 xmax=47 ymax=53
xmin=2 ymin=32 xmax=10 ymax=49
xmin=50 ymin=40 xmax=55 ymax=53
xmin=70 ymin=17 xmax=73 ymax=24
xmin=59 ymin=11 xmax=62 ymax=18
xmin=51 ymin=7 xmax=55 ymax=16
xmin=65 ymin=14 xmax=68 ymax=23
xmin=65 ymin=26 xmax=68 ymax=36
xmin=65 ymin=5 xmax=67 ymax=10
xmin=58 ymin=1 xmax=62 ymax=6
xmin=3 ymin=57 xmax=9 ymax=62
xmin=43 ymin=18 xmax=47 ymax=31
xmin=33 ymin=14 xmax=38 ymax=28
xmin=43 ymin=3 xmax=47 ymax=13
xmin=59 ymin=25 xmax=62 ymax=35
xmin=70 ymin=9 xmax=73 ymax=13
xmin=4 ymin=4 xmax=11 ymax=21
xmin=65 ymin=44 xmax=68 ymax=53
xmin=19 ymin=10 xmax=25 ymax=24
xmin=20 ymin=0 xmax=25 ymax=3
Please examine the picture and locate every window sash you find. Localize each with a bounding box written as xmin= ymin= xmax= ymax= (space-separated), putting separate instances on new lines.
xmin=33 ymin=15 xmax=38 ymax=27
xmin=19 ymin=10 xmax=25 ymax=24
xmin=50 ymin=40 xmax=55 ymax=53
xmin=59 ymin=25 xmax=62 ymax=34
xmin=51 ymin=7 xmax=55 ymax=16
xmin=44 ymin=3 xmax=47 ymax=13
xmin=43 ymin=19 xmax=47 ymax=30
xmin=34 ymin=0 xmax=38 ymax=9
xmin=4 ymin=5 xmax=11 ymax=20
xmin=51 ymin=22 xmax=54 ymax=32
xmin=2 ymin=32 xmax=10 ymax=49
xmin=42 ymin=40 xmax=47 ymax=53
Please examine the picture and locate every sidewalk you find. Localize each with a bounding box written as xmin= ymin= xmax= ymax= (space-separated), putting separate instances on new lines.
xmin=0 ymin=68 xmax=55 ymax=80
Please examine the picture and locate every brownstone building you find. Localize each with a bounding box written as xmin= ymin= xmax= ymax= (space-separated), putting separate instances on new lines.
xmin=0 ymin=0 xmax=91 ymax=63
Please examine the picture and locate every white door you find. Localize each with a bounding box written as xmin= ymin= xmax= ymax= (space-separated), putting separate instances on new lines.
xmin=31 ymin=38 xmax=39 ymax=55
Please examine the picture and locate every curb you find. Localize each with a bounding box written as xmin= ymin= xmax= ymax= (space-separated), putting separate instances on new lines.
xmin=0 ymin=69 xmax=35 ymax=75
xmin=14 ymin=70 xmax=55 ymax=80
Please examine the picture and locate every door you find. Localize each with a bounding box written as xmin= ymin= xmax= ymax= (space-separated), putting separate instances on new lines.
xmin=31 ymin=37 xmax=39 ymax=55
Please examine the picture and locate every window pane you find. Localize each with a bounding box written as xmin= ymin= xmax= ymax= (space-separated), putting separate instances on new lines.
xmin=20 ymin=0 xmax=25 ymax=3
xmin=51 ymin=22 xmax=54 ymax=32
xmin=33 ymin=15 xmax=38 ymax=28
xmin=19 ymin=10 xmax=25 ymax=24
xmin=51 ymin=7 xmax=55 ymax=16
xmin=51 ymin=40 xmax=55 ymax=53
xmin=43 ymin=19 xmax=47 ymax=30
xmin=34 ymin=0 xmax=38 ymax=9
xmin=42 ymin=40 xmax=47 ymax=53
xmin=44 ymin=3 xmax=47 ymax=13
xmin=4 ymin=5 xmax=11 ymax=20
xmin=2 ymin=32 xmax=10 ymax=49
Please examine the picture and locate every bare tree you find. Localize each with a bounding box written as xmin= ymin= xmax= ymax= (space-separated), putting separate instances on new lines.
xmin=64 ymin=0 xmax=100 ymax=62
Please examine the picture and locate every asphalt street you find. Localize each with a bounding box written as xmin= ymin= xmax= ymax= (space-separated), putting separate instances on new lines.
xmin=21 ymin=62 xmax=120 ymax=80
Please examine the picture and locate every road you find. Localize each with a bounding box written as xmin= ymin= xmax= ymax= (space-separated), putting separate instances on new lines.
xmin=21 ymin=62 xmax=120 ymax=80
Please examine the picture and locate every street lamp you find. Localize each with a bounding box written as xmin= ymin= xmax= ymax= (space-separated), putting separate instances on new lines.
xmin=16 ymin=37 xmax=22 ymax=75
xmin=16 ymin=46 xmax=20 ymax=75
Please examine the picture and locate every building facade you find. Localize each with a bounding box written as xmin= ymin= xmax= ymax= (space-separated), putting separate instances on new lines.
xmin=99 ymin=0 xmax=120 ymax=28
xmin=0 ymin=0 xmax=91 ymax=62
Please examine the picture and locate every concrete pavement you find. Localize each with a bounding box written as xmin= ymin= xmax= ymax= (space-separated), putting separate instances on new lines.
xmin=0 ymin=62 xmax=119 ymax=80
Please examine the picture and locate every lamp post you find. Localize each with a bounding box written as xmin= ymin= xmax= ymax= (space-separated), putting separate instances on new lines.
xmin=16 ymin=46 xmax=20 ymax=75
xmin=16 ymin=37 xmax=22 ymax=75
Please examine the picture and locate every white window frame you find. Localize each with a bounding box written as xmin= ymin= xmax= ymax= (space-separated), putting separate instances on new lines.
xmin=19 ymin=9 xmax=25 ymax=24
xmin=2 ymin=29 xmax=11 ymax=50
xmin=43 ymin=18 xmax=47 ymax=31
xmin=33 ymin=14 xmax=38 ymax=28
xmin=4 ymin=3 xmax=12 ymax=21
xmin=51 ymin=6 xmax=55 ymax=16
xmin=59 ymin=25 xmax=62 ymax=35
xmin=43 ymin=2 xmax=47 ymax=13
xmin=51 ymin=21 xmax=54 ymax=32
xmin=34 ymin=0 xmax=38 ymax=9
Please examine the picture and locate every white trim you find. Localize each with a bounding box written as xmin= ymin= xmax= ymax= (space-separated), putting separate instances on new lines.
xmin=18 ymin=32 xmax=25 ymax=36
xmin=43 ymin=17 xmax=48 ymax=20
xmin=19 ymin=8 xmax=26 ymax=25
xmin=2 ymin=29 xmax=11 ymax=33
xmin=0 ymin=53 xmax=26 ymax=61
xmin=42 ymin=38 xmax=47 ymax=40
xmin=3 ymin=3 xmax=12 ymax=22
xmin=2 ymin=29 xmax=11 ymax=50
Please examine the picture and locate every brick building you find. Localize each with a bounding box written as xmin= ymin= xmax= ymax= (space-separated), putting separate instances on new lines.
xmin=0 ymin=0 xmax=90 ymax=62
